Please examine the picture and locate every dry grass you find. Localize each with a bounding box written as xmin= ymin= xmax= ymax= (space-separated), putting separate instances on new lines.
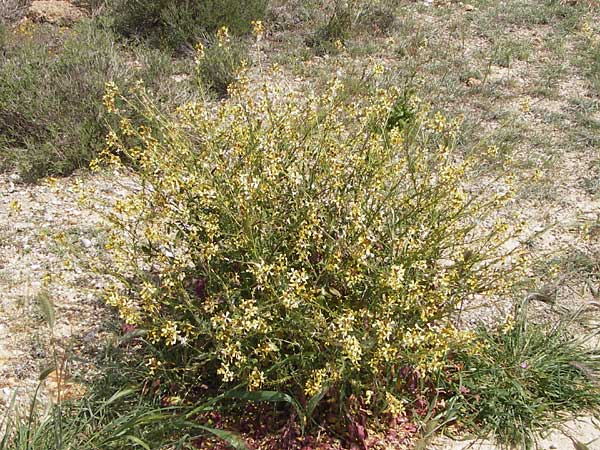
xmin=0 ymin=0 xmax=28 ymax=23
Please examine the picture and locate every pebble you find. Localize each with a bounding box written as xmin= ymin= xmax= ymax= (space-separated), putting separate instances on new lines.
xmin=80 ymin=238 xmax=93 ymax=248
xmin=0 ymin=173 xmax=116 ymax=416
xmin=1 ymin=387 xmax=15 ymax=402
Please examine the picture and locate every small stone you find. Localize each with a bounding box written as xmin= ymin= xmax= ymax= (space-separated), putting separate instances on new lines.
xmin=80 ymin=238 xmax=93 ymax=248
xmin=8 ymin=174 xmax=21 ymax=183
xmin=464 ymin=3 xmax=475 ymax=10
xmin=171 ymin=74 xmax=190 ymax=83
xmin=82 ymin=330 xmax=97 ymax=344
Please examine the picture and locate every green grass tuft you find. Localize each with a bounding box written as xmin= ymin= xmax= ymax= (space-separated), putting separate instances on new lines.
xmin=445 ymin=303 xmax=600 ymax=449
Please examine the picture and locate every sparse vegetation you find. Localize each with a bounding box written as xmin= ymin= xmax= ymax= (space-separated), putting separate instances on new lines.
xmin=307 ymin=2 xmax=354 ymax=55
xmin=0 ymin=0 xmax=27 ymax=23
xmin=194 ymin=29 xmax=250 ymax=97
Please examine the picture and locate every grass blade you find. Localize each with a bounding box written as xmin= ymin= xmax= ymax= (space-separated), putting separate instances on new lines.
xmin=192 ymin=424 xmax=248 ymax=450
xmin=35 ymin=290 xmax=55 ymax=329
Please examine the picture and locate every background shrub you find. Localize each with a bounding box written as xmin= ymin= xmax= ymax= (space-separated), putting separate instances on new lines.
xmin=357 ymin=2 xmax=396 ymax=35
xmin=0 ymin=23 xmax=6 ymax=50
xmin=97 ymin=77 xmax=524 ymax=418
xmin=0 ymin=0 xmax=27 ymax=24
xmin=0 ymin=22 xmax=125 ymax=180
xmin=0 ymin=21 xmax=190 ymax=181
xmin=306 ymin=0 xmax=396 ymax=55
xmin=194 ymin=29 xmax=250 ymax=98
xmin=108 ymin=0 xmax=267 ymax=50
xmin=306 ymin=1 xmax=353 ymax=55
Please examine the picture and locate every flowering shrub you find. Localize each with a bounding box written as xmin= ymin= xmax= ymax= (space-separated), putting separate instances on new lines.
xmin=95 ymin=73 xmax=524 ymax=414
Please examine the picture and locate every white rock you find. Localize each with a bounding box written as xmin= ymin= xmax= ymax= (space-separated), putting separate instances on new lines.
xmin=1 ymin=388 xmax=12 ymax=401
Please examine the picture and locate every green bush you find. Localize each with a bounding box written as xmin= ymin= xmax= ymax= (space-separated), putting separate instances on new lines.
xmin=357 ymin=2 xmax=396 ymax=35
xmin=96 ymin=78 xmax=524 ymax=419
xmin=306 ymin=0 xmax=396 ymax=55
xmin=0 ymin=0 xmax=27 ymax=23
xmin=0 ymin=23 xmax=6 ymax=49
xmin=194 ymin=29 xmax=250 ymax=98
xmin=0 ymin=22 xmax=124 ymax=180
xmin=108 ymin=0 xmax=267 ymax=50
xmin=0 ymin=21 xmax=188 ymax=181
xmin=578 ymin=21 xmax=600 ymax=94
xmin=307 ymin=1 xmax=353 ymax=55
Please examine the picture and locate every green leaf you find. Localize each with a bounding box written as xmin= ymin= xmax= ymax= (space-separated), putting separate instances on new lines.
xmin=306 ymin=385 xmax=329 ymax=419
xmin=224 ymin=390 xmax=303 ymax=413
xmin=193 ymin=424 xmax=248 ymax=450
xmin=118 ymin=329 xmax=148 ymax=346
xmin=329 ymin=287 xmax=342 ymax=297
xmin=124 ymin=435 xmax=151 ymax=450
xmin=39 ymin=366 xmax=56 ymax=381
xmin=36 ymin=289 xmax=55 ymax=328
xmin=104 ymin=388 xmax=136 ymax=406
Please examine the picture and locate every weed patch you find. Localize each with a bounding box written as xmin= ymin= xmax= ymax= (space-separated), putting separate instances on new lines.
xmin=444 ymin=304 xmax=600 ymax=449
xmin=194 ymin=29 xmax=250 ymax=98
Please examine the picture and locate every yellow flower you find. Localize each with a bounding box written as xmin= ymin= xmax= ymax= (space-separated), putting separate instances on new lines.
xmin=373 ymin=64 xmax=385 ymax=75
xmin=248 ymin=367 xmax=265 ymax=390
xmin=251 ymin=20 xmax=264 ymax=40
xmin=102 ymin=81 xmax=119 ymax=113
xmin=194 ymin=41 xmax=205 ymax=63
xmin=8 ymin=200 xmax=22 ymax=213
xmin=385 ymin=392 xmax=406 ymax=416
xmin=519 ymin=96 xmax=531 ymax=113
xmin=217 ymin=26 xmax=230 ymax=47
